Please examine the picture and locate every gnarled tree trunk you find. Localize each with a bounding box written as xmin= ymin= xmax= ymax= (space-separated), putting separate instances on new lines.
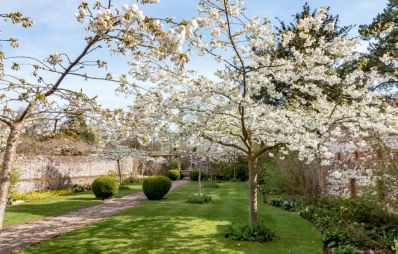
xmin=0 ymin=123 xmax=22 ymax=231
xmin=248 ymin=154 xmax=258 ymax=226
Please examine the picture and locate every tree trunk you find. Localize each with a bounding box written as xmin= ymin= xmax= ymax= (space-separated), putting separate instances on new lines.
xmin=116 ymin=159 xmax=122 ymax=184
xmin=207 ymin=158 xmax=213 ymax=183
xmin=141 ymin=163 xmax=145 ymax=180
xmin=198 ymin=170 xmax=202 ymax=196
xmin=248 ymin=154 xmax=258 ymax=226
xmin=0 ymin=123 xmax=22 ymax=231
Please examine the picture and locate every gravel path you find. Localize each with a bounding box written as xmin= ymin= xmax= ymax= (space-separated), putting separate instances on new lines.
xmin=0 ymin=180 xmax=189 ymax=254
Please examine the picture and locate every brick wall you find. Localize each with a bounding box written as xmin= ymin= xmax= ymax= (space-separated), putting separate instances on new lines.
xmin=12 ymin=155 xmax=164 ymax=193
xmin=325 ymin=136 xmax=398 ymax=196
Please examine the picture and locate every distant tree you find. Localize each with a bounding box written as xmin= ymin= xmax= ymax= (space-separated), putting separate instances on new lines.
xmin=254 ymin=3 xmax=355 ymax=105
xmin=359 ymin=0 xmax=397 ymax=100
xmin=60 ymin=114 xmax=98 ymax=144
xmin=275 ymin=3 xmax=353 ymax=58
xmin=359 ymin=0 xmax=397 ymax=76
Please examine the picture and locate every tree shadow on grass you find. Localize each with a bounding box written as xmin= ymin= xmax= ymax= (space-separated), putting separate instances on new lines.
xmin=22 ymin=215 xmax=240 ymax=254
xmin=5 ymin=199 xmax=99 ymax=223
xmin=20 ymin=182 xmax=323 ymax=254
xmin=5 ymin=188 xmax=142 ymax=227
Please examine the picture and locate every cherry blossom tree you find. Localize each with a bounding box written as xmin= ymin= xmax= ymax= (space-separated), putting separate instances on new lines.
xmin=0 ymin=0 xmax=188 ymax=230
xmin=97 ymin=110 xmax=152 ymax=183
xmin=130 ymin=0 xmax=398 ymax=225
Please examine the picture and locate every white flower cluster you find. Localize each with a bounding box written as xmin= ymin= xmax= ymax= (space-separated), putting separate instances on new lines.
xmin=90 ymin=9 xmax=115 ymax=33
xmin=75 ymin=6 xmax=87 ymax=22
xmin=47 ymin=52 xmax=62 ymax=66
xmin=121 ymin=4 xmax=145 ymax=24
xmin=74 ymin=1 xmax=189 ymax=66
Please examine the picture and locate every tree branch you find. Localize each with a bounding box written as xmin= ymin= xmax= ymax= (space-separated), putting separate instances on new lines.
xmin=202 ymin=133 xmax=247 ymax=153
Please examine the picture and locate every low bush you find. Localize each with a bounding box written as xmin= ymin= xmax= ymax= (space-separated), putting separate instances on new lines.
xmin=190 ymin=170 xmax=205 ymax=181
xmin=323 ymin=229 xmax=351 ymax=249
xmin=91 ymin=176 xmax=119 ymax=200
xmin=167 ymin=169 xmax=180 ymax=180
xmin=164 ymin=159 xmax=181 ymax=171
xmin=187 ymin=194 xmax=212 ymax=204
xmin=271 ymin=196 xmax=398 ymax=253
xmin=270 ymin=198 xmax=287 ymax=208
xmin=72 ymin=184 xmax=90 ymax=192
xmin=142 ymin=176 xmax=171 ymax=200
xmin=227 ymin=221 xmax=276 ymax=243
xmin=331 ymin=244 xmax=362 ymax=254
xmin=270 ymin=198 xmax=306 ymax=212
xmin=8 ymin=188 xmax=73 ymax=202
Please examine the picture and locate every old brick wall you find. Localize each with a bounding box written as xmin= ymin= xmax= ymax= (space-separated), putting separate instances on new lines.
xmin=12 ymin=155 xmax=164 ymax=193
xmin=325 ymin=136 xmax=398 ymax=197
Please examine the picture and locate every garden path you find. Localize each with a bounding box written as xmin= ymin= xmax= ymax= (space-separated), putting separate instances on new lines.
xmin=0 ymin=180 xmax=189 ymax=254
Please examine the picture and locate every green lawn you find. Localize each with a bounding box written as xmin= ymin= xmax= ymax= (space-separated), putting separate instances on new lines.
xmin=5 ymin=182 xmax=142 ymax=228
xmin=20 ymin=182 xmax=322 ymax=254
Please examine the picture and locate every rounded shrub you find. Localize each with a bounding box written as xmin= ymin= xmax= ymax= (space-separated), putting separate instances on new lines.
xmin=91 ymin=176 xmax=119 ymax=200
xmin=190 ymin=169 xmax=205 ymax=181
xmin=167 ymin=169 xmax=180 ymax=181
xmin=142 ymin=176 xmax=172 ymax=200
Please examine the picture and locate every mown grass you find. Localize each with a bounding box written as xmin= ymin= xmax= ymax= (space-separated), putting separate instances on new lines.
xmin=5 ymin=182 xmax=142 ymax=228
xmin=20 ymin=182 xmax=322 ymax=254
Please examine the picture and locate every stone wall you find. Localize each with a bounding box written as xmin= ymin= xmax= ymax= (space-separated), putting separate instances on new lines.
xmin=12 ymin=155 xmax=164 ymax=193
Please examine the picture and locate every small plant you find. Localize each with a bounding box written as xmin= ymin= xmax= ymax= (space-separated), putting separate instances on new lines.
xmin=331 ymin=244 xmax=362 ymax=254
xmin=190 ymin=169 xmax=204 ymax=181
xmin=270 ymin=198 xmax=306 ymax=212
xmin=167 ymin=169 xmax=180 ymax=180
xmin=187 ymin=194 xmax=212 ymax=204
xmin=270 ymin=198 xmax=286 ymax=208
xmin=72 ymin=184 xmax=90 ymax=192
xmin=142 ymin=176 xmax=172 ymax=200
xmin=91 ymin=176 xmax=119 ymax=200
xmin=393 ymin=239 xmax=398 ymax=254
xmin=227 ymin=221 xmax=276 ymax=243
xmin=323 ymin=229 xmax=350 ymax=249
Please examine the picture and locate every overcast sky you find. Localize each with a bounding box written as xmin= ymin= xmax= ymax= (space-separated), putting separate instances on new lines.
xmin=1 ymin=0 xmax=388 ymax=109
